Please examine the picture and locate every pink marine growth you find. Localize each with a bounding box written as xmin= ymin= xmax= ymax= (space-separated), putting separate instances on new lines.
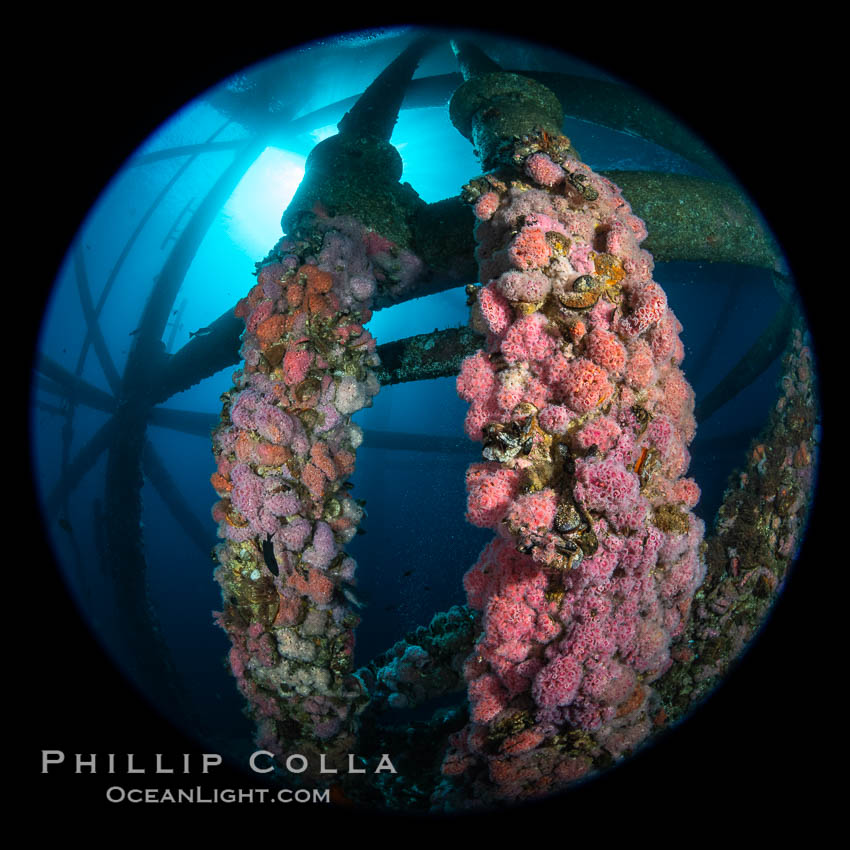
xmin=211 ymin=214 xmax=389 ymax=776
xmin=449 ymin=129 xmax=705 ymax=802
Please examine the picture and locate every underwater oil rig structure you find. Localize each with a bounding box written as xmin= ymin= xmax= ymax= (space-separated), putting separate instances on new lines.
xmin=33 ymin=31 xmax=817 ymax=812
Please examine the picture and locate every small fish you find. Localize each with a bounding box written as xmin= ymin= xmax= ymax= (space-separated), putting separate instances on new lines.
xmin=190 ymin=326 xmax=213 ymax=338
xmin=402 ymin=569 xmax=414 ymax=578
xmin=356 ymin=527 xmax=367 ymax=535
xmin=341 ymin=586 xmax=366 ymax=609
xmin=58 ymin=518 xmax=73 ymax=535
xmin=261 ymin=535 xmax=279 ymax=577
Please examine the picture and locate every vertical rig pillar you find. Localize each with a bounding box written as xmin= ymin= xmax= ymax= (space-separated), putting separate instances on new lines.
xmin=281 ymin=37 xmax=434 ymax=263
xmin=438 ymin=43 xmax=706 ymax=805
xmin=448 ymin=40 xmax=570 ymax=172
xmin=211 ymin=37 xmax=436 ymax=784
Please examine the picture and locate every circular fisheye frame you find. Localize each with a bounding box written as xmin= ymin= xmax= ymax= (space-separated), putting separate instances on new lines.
xmin=31 ymin=25 xmax=818 ymax=815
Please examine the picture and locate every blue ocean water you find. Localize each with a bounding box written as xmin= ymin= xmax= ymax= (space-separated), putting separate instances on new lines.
xmin=29 ymin=29 xmax=795 ymax=760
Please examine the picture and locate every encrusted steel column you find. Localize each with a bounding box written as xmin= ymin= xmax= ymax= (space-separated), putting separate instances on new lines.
xmin=449 ymin=40 xmax=572 ymax=172
xmin=655 ymin=315 xmax=817 ymax=722
xmin=211 ymin=38 xmax=437 ymax=785
xmin=281 ymin=38 xmax=432 ymax=266
xmin=437 ymin=43 xmax=706 ymax=807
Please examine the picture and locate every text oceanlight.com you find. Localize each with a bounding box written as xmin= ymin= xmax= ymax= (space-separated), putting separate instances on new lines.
xmin=105 ymin=787 xmax=329 ymax=804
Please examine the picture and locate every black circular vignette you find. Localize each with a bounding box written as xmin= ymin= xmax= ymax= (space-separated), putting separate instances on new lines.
xmin=24 ymin=15 xmax=827 ymax=831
